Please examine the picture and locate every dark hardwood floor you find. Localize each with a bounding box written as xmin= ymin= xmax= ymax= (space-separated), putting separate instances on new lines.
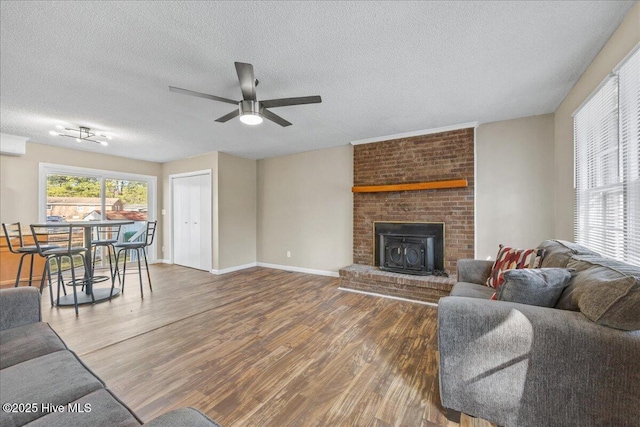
xmin=41 ymin=264 xmax=495 ymax=427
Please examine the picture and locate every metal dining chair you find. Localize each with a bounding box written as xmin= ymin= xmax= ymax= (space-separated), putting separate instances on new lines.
xmin=30 ymin=223 xmax=94 ymax=315
xmin=91 ymin=223 xmax=122 ymax=284
xmin=2 ymin=222 xmax=59 ymax=289
xmin=113 ymin=221 xmax=157 ymax=299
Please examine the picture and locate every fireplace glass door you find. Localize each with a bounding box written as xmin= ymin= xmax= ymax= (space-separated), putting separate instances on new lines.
xmin=380 ymin=234 xmax=435 ymax=275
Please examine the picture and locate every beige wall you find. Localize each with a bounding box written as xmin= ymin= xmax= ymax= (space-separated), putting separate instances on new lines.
xmin=218 ymin=152 xmax=257 ymax=270
xmin=0 ymin=142 xmax=163 ymax=257
xmin=8 ymin=3 xmax=637 ymax=273
xmin=160 ymin=151 xmax=257 ymax=271
xmin=476 ymin=115 xmax=556 ymax=260
xmin=554 ymin=2 xmax=640 ymax=240
xmin=257 ymin=145 xmax=353 ymax=273
xmin=161 ymin=152 xmax=218 ymax=268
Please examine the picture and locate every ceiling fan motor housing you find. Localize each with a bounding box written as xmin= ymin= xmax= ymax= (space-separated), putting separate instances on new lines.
xmin=239 ymin=100 xmax=260 ymax=115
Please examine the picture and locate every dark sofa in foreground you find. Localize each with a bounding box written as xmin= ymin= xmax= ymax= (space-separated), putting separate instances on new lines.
xmin=438 ymin=240 xmax=640 ymax=427
xmin=0 ymin=287 xmax=220 ymax=427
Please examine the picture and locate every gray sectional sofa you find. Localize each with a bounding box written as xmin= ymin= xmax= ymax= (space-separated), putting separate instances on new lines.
xmin=438 ymin=240 xmax=640 ymax=427
xmin=0 ymin=287 xmax=221 ymax=427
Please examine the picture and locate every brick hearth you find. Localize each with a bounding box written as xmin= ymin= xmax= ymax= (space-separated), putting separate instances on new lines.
xmin=339 ymin=265 xmax=455 ymax=304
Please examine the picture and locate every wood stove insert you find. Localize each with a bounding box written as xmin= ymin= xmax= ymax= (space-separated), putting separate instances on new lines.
xmin=374 ymin=222 xmax=445 ymax=276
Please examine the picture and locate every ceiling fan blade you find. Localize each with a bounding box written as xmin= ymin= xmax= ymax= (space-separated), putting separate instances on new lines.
xmin=234 ymin=62 xmax=257 ymax=101
xmin=261 ymin=108 xmax=292 ymax=127
xmin=169 ymin=86 xmax=238 ymax=105
xmin=215 ymin=109 xmax=240 ymax=123
xmin=260 ymin=96 xmax=322 ymax=109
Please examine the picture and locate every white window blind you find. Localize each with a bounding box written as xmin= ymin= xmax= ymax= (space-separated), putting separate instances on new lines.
xmin=574 ymin=45 xmax=640 ymax=266
xmin=618 ymin=46 xmax=640 ymax=266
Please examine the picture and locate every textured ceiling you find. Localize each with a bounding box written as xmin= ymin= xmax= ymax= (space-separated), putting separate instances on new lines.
xmin=0 ymin=1 xmax=635 ymax=162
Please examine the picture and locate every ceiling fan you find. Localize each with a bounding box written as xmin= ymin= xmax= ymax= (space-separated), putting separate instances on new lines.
xmin=169 ymin=62 xmax=322 ymax=127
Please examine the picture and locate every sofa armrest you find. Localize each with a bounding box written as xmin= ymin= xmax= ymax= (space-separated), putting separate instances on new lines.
xmin=144 ymin=408 xmax=221 ymax=427
xmin=438 ymin=296 xmax=640 ymax=427
xmin=0 ymin=287 xmax=41 ymax=331
xmin=456 ymin=259 xmax=493 ymax=284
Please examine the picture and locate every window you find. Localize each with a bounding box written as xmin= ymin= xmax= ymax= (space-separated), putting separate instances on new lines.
xmin=574 ymin=45 xmax=640 ymax=266
xmin=39 ymin=164 xmax=157 ymax=262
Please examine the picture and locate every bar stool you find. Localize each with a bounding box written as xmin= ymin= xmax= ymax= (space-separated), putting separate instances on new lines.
xmin=113 ymin=221 xmax=157 ymax=299
xmin=91 ymin=224 xmax=122 ymax=284
xmin=30 ymin=223 xmax=94 ymax=315
xmin=2 ymin=222 xmax=59 ymax=290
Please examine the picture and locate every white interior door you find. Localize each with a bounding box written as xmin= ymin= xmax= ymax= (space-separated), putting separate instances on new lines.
xmin=173 ymin=175 xmax=190 ymax=268
xmin=172 ymin=172 xmax=211 ymax=271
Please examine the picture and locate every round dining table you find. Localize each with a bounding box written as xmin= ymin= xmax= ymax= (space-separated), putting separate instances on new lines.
xmin=31 ymin=219 xmax=134 ymax=305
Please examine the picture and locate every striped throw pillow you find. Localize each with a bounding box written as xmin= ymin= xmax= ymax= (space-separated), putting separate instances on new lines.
xmin=486 ymin=244 xmax=544 ymax=289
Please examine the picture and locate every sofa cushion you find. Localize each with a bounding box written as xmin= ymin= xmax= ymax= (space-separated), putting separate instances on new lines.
xmin=496 ymin=268 xmax=573 ymax=307
xmin=0 ymin=351 xmax=104 ymax=426
xmin=556 ymin=255 xmax=640 ymax=311
xmin=0 ymin=322 xmax=67 ymax=369
xmin=561 ymin=255 xmax=640 ymax=331
xmin=486 ymin=245 xmax=543 ymax=289
xmin=578 ymin=275 xmax=640 ymax=331
xmin=537 ymin=239 xmax=599 ymax=268
xmin=456 ymin=259 xmax=494 ymax=285
xmin=450 ymin=282 xmax=495 ymax=299
xmin=24 ymin=389 xmax=141 ymax=427
xmin=571 ymin=255 xmax=640 ymax=277
xmin=0 ymin=287 xmax=41 ymax=332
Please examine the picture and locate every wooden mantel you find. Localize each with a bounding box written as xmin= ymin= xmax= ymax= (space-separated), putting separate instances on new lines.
xmin=352 ymin=179 xmax=468 ymax=193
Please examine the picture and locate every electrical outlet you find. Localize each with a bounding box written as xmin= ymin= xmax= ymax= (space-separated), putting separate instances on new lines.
xmin=286 ymin=251 xmax=291 ymax=258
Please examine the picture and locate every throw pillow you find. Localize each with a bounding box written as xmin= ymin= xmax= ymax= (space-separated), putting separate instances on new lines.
xmin=485 ymin=244 xmax=544 ymax=289
xmin=578 ymin=276 xmax=640 ymax=331
xmin=556 ymin=255 xmax=640 ymax=311
xmin=496 ymin=268 xmax=574 ymax=307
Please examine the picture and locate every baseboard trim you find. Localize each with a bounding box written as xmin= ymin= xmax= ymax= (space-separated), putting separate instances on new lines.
xmin=257 ymin=262 xmax=339 ymax=278
xmin=197 ymin=261 xmax=338 ymax=277
xmin=157 ymin=259 xmax=171 ymax=264
xmin=338 ymin=287 xmax=439 ymax=306
xmin=211 ymin=262 xmax=258 ymax=275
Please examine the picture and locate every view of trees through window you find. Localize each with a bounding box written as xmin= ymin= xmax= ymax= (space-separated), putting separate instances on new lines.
xmin=46 ymin=174 xmax=148 ymax=222
xmin=41 ymin=167 xmax=155 ymax=267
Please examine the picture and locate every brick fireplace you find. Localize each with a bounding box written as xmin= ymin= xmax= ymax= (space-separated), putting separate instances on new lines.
xmin=340 ymin=128 xmax=475 ymax=303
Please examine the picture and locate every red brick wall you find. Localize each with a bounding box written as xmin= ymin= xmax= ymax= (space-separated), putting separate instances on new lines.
xmin=353 ymin=128 xmax=475 ymax=274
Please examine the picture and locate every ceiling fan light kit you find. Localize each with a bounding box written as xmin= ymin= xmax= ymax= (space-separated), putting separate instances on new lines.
xmin=49 ymin=126 xmax=111 ymax=146
xmin=170 ymin=62 xmax=321 ymax=127
xmin=238 ymin=100 xmax=263 ymax=125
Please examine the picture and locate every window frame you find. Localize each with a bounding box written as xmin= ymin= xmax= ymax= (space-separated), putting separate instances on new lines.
xmin=38 ymin=163 xmax=158 ymax=259
xmin=573 ymin=43 xmax=639 ymax=265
